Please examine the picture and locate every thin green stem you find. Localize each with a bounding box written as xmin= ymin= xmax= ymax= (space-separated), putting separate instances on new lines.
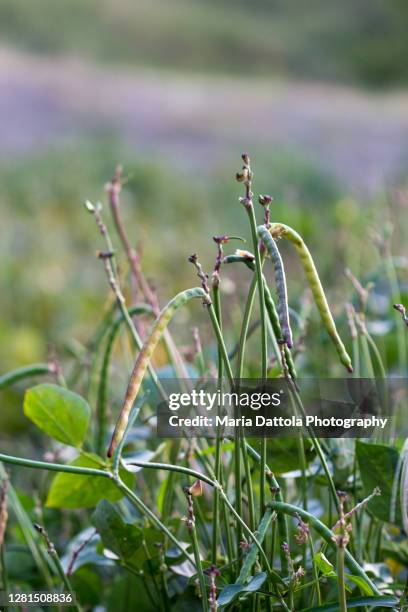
xmin=211 ymin=284 xmax=222 ymax=565
xmin=35 ymin=524 xmax=80 ymax=612
xmin=246 ymin=205 xmax=268 ymax=516
xmin=0 ymin=364 xmax=52 ymax=390
xmin=288 ymin=386 xmax=339 ymax=512
xmin=268 ymin=501 xmax=380 ymax=596
xmin=115 ymin=476 xmax=196 ymax=565
xmin=386 ymin=252 xmax=407 ymax=376
xmin=337 ymin=545 xmax=347 ymax=612
xmin=244 ymin=443 xmax=289 ymax=575
xmin=309 ymin=534 xmax=321 ymax=606
xmin=190 ymin=520 xmax=208 ymax=612
xmin=0 ymin=453 xmax=111 ymax=478
xmin=125 ymin=459 xmax=276 ymax=579
xmin=0 ymin=544 xmax=8 ymax=592
xmin=236 ymin=273 xmax=258 ymax=379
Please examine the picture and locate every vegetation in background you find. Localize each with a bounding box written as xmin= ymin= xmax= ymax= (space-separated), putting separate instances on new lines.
xmin=0 ymin=0 xmax=408 ymax=86
xmin=0 ymin=154 xmax=407 ymax=610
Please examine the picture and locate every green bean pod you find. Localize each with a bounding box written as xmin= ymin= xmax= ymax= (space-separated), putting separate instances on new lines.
xmin=257 ymin=224 xmax=293 ymax=348
xmin=263 ymin=281 xmax=297 ymax=380
xmin=223 ymin=251 xmax=297 ymax=379
xmin=96 ymin=303 xmax=153 ymax=455
xmin=108 ymin=287 xmax=209 ymax=457
xmin=269 ymin=223 xmax=353 ymax=372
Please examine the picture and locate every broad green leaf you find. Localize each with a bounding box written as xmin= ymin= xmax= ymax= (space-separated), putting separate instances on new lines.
xmin=46 ymin=454 xmax=133 ymax=509
xmin=93 ymin=502 xmax=163 ymax=570
xmin=92 ymin=500 xmax=142 ymax=560
xmin=243 ymin=572 xmax=267 ymax=592
xmin=24 ymin=384 xmax=90 ymax=447
xmin=217 ymin=573 xmax=267 ymax=607
xmin=217 ymin=584 xmax=243 ymax=607
xmin=356 ymin=440 xmax=401 ymax=525
xmin=265 ymin=438 xmax=315 ymax=474
xmin=346 ymin=573 xmax=374 ymax=596
xmin=313 ymin=552 xmax=336 ymax=577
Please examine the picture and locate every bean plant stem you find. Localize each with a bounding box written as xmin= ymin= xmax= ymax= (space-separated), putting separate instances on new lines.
xmin=246 ymin=204 xmax=268 ymax=516
xmin=211 ymin=285 xmax=222 ymax=565
xmin=114 ymin=476 xmax=196 ymax=565
xmin=0 ymin=364 xmax=52 ymax=389
xmin=234 ymin=273 xmax=257 ymax=551
xmin=269 ymin=501 xmax=380 ymax=595
xmin=0 ymin=544 xmax=8 ymax=592
xmin=386 ymin=253 xmax=407 ymax=376
xmin=337 ymin=545 xmax=347 ymax=612
xmin=0 ymin=453 xmax=111 ymax=478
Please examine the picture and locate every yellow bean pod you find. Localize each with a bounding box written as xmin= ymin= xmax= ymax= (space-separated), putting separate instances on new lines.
xmin=269 ymin=223 xmax=353 ymax=373
xmin=108 ymin=287 xmax=209 ymax=457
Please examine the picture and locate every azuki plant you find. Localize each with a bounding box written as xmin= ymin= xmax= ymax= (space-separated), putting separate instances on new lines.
xmin=0 ymin=154 xmax=407 ymax=611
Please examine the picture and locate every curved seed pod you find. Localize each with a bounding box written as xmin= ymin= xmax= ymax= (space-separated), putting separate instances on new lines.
xmin=223 ymin=251 xmax=255 ymax=270
xmin=257 ymin=225 xmax=293 ymax=349
xmin=224 ymin=251 xmax=297 ymax=379
xmin=96 ymin=303 xmax=153 ymax=455
xmin=263 ymin=280 xmax=297 ymax=380
xmin=108 ymin=287 xmax=210 ymax=457
xmin=269 ymin=223 xmax=353 ymax=372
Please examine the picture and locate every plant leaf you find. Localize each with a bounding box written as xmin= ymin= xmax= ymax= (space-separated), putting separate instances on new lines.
xmin=217 ymin=573 xmax=267 ymax=607
xmin=345 ymin=573 xmax=374 ymax=596
xmin=24 ymin=383 xmax=90 ymax=447
xmin=217 ymin=584 xmax=244 ymax=607
xmin=45 ymin=454 xmax=133 ymax=508
xmin=313 ymin=552 xmax=336 ymax=577
xmin=92 ymin=500 xmax=142 ymax=560
xmin=356 ymin=440 xmax=401 ymax=525
xmin=243 ymin=572 xmax=267 ymax=592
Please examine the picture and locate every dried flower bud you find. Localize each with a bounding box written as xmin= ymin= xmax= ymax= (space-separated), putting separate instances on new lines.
xmin=394 ymin=303 xmax=408 ymax=327
xmin=241 ymin=152 xmax=250 ymax=165
xmin=97 ymin=250 xmax=114 ymax=259
xmin=239 ymin=538 xmax=249 ymax=550
xmin=189 ymin=479 xmax=203 ymax=497
xmin=236 ymin=168 xmax=249 ymax=183
xmin=294 ymin=516 xmax=310 ymax=546
xmin=337 ymin=490 xmax=348 ymax=503
xmin=259 ymin=194 xmax=273 ymax=206
xmin=281 ymin=542 xmax=290 ymax=554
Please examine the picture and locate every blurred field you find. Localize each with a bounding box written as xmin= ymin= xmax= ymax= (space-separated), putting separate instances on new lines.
xmin=1 ymin=0 xmax=408 ymax=86
xmin=0 ymin=1 xmax=407 ymax=378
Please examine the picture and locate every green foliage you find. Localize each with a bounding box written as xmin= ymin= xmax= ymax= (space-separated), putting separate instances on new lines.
xmin=24 ymin=383 xmax=90 ymax=447
xmin=92 ymin=500 xmax=143 ymax=561
xmin=217 ymin=572 xmax=267 ymax=607
xmin=356 ymin=440 xmax=401 ymax=525
xmin=46 ymin=454 xmax=133 ymax=508
xmin=0 ymin=152 xmax=406 ymax=610
xmin=92 ymin=500 xmax=163 ymax=570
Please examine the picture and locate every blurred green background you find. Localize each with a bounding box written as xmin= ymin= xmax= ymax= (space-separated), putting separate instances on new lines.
xmin=0 ymin=0 xmax=407 ymax=393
